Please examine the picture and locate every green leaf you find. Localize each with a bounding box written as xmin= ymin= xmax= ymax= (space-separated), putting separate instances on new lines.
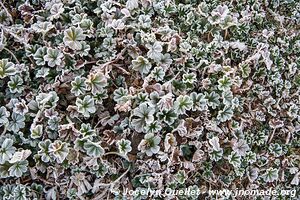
xmin=83 ymin=140 xmax=105 ymax=157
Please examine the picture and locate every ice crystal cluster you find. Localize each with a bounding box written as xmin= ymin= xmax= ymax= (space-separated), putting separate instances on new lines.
xmin=0 ymin=0 xmax=299 ymax=199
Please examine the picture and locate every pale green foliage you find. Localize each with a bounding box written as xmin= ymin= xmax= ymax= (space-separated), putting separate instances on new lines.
xmin=71 ymin=76 xmax=87 ymax=96
xmin=83 ymin=140 xmax=105 ymax=157
xmin=0 ymin=0 xmax=299 ymax=198
xmin=132 ymin=56 xmax=152 ymax=75
xmin=0 ymin=59 xmax=16 ymax=78
xmin=0 ymin=139 xmax=16 ymax=164
xmin=63 ymin=27 xmax=86 ymax=50
xmin=76 ymin=95 xmax=96 ymax=117
xmin=49 ymin=140 xmax=69 ymax=163
xmin=116 ymin=139 xmax=132 ymax=155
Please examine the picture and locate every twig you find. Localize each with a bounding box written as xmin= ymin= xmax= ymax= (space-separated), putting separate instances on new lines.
xmin=103 ymin=151 xmax=130 ymax=162
xmin=267 ymin=128 xmax=277 ymax=144
xmin=0 ymin=1 xmax=12 ymax=22
xmin=3 ymin=47 xmax=20 ymax=64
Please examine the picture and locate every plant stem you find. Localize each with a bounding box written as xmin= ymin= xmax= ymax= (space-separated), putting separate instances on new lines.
xmin=4 ymin=47 xmax=20 ymax=64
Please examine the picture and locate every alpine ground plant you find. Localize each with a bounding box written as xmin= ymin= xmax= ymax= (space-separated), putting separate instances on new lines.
xmin=0 ymin=0 xmax=299 ymax=199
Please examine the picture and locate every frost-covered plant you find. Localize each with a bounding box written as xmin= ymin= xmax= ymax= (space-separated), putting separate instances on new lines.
xmin=138 ymin=133 xmax=161 ymax=156
xmin=63 ymin=27 xmax=86 ymax=50
xmin=0 ymin=59 xmax=16 ymax=78
xmin=208 ymin=136 xmax=223 ymax=161
xmin=131 ymin=103 xmax=155 ymax=133
xmin=76 ymin=95 xmax=96 ymax=118
xmin=132 ymin=56 xmax=152 ymax=75
xmin=116 ymin=139 xmax=132 ymax=155
xmin=0 ymin=139 xmax=16 ymax=164
xmin=0 ymin=0 xmax=299 ymax=199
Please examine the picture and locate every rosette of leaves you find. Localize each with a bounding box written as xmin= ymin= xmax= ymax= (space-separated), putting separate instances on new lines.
xmin=116 ymin=139 xmax=132 ymax=155
xmin=222 ymin=90 xmax=234 ymax=106
xmin=217 ymin=75 xmax=232 ymax=91
xmin=49 ymin=140 xmax=69 ymax=163
xmin=245 ymin=151 xmax=257 ymax=164
xmin=1 ymin=185 xmax=15 ymax=199
xmin=63 ymin=26 xmax=86 ymax=50
xmin=132 ymin=56 xmax=152 ymax=75
xmin=232 ymin=139 xmax=250 ymax=156
xmin=151 ymin=67 xmax=165 ymax=81
xmin=157 ymin=109 xmax=178 ymax=125
xmin=8 ymin=160 xmax=29 ymax=177
xmin=174 ymin=95 xmax=193 ymax=114
xmin=263 ymin=168 xmax=279 ymax=183
xmin=8 ymin=75 xmax=24 ymax=94
xmin=83 ymin=140 xmax=105 ymax=157
xmin=85 ymin=72 xmax=107 ymax=95
xmin=182 ymin=73 xmax=197 ymax=85
xmin=146 ymin=42 xmax=163 ymax=61
xmin=71 ymin=76 xmax=87 ymax=96
xmin=189 ymin=92 xmax=207 ymax=111
xmin=0 ymin=59 xmax=16 ymax=78
xmin=145 ymin=121 xmax=162 ymax=133
xmin=113 ymin=87 xmax=129 ymax=103
xmin=268 ymin=143 xmax=283 ymax=157
xmin=131 ymin=103 xmax=155 ymax=133
xmin=93 ymin=162 xmax=108 ymax=178
xmin=138 ymin=133 xmax=161 ymax=156
xmin=227 ymin=151 xmax=241 ymax=168
xmin=12 ymin=185 xmax=27 ymax=200
xmin=75 ymin=95 xmax=96 ymax=118
xmin=43 ymin=48 xmax=64 ymax=67
xmin=32 ymin=21 xmax=54 ymax=34
xmin=79 ymin=123 xmax=95 ymax=138
xmin=36 ymin=91 xmax=59 ymax=108
xmin=205 ymin=91 xmax=220 ymax=109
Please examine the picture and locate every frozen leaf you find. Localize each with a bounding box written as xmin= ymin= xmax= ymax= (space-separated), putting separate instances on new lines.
xmin=7 ymin=113 xmax=25 ymax=133
xmin=263 ymin=168 xmax=279 ymax=183
xmin=232 ymin=139 xmax=250 ymax=156
xmin=132 ymin=56 xmax=152 ymax=75
xmin=131 ymin=103 xmax=155 ymax=133
xmin=38 ymin=139 xmax=52 ymax=163
xmin=44 ymin=48 xmax=64 ymax=67
xmin=0 ymin=59 xmax=16 ymax=78
xmin=76 ymin=95 xmax=96 ymax=118
xmin=174 ymin=95 xmax=193 ymax=114
xmin=49 ymin=140 xmax=69 ymax=163
xmin=86 ymin=72 xmax=107 ymax=95
xmin=83 ymin=140 xmax=105 ymax=157
xmin=116 ymin=139 xmax=132 ymax=155
xmin=33 ymin=47 xmax=47 ymax=66
xmin=30 ymin=124 xmax=43 ymax=139
xmin=8 ymin=75 xmax=24 ymax=93
xmin=138 ymin=133 xmax=161 ymax=156
xmin=63 ymin=27 xmax=86 ymax=50
xmin=0 ymin=106 xmax=10 ymax=125
xmin=0 ymin=138 xmax=16 ymax=164
xmin=8 ymin=160 xmax=28 ymax=177
xmin=146 ymin=42 xmax=162 ymax=61
xmin=227 ymin=151 xmax=241 ymax=167
xmin=71 ymin=76 xmax=87 ymax=96
xmin=217 ymin=106 xmax=233 ymax=122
